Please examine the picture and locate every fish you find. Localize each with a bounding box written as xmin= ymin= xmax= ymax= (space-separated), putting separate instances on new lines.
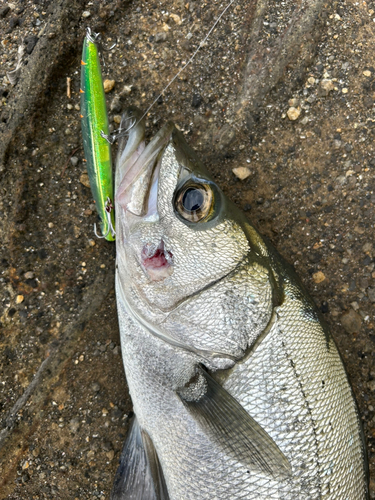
xmin=111 ymin=106 xmax=369 ymax=499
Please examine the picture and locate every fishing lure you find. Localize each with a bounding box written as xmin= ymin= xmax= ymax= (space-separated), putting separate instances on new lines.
xmin=80 ymin=28 xmax=115 ymax=241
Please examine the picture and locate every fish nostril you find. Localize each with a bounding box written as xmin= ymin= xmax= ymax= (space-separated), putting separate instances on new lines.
xmin=141 ymin=241 xmax=173 ymax=270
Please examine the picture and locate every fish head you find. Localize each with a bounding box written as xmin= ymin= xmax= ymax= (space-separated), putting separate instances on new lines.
xmin=115 ymin=107 xmax=257 ymax=314
xmin=115 ymin=108 xmax=277 ymax=367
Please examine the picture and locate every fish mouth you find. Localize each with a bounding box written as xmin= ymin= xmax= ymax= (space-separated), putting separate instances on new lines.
xmin=115 ymin=106 xmax=174 ymax=217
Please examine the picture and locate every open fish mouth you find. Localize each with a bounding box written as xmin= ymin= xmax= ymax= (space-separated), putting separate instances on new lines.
xmin=115 ymin=106 xmax=174 ymax=218
xmin=115 ymin=107 xmax=177 ymax=281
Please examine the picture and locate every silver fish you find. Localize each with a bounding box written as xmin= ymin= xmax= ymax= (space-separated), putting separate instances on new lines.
xmin=112 ymin=106 xmax=369 ymax=500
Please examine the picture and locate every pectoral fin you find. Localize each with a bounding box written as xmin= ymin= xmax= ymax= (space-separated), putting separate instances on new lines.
xmin=178 ymin=368 xmax=291 ymax=480
xmin=110 ymin=415 xmax=169 ymax=500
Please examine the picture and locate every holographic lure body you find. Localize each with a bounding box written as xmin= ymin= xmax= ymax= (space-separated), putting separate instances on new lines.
xmin=80 ymin=30 xmax=115 ymax=241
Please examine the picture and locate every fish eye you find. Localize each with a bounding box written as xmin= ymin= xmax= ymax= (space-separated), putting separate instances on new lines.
xmin=175 ymin=183 xmax=213 ymax=222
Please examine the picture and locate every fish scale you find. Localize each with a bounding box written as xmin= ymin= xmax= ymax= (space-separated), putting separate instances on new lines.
xmin=112 ymin=108 xmax=368 ymax=499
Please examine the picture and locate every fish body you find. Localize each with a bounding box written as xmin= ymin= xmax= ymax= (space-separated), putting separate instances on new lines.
xmin=80 ymin=30 xmax=115 ymax=241
xmin=112 ymin=107 xmax=368 ymax=499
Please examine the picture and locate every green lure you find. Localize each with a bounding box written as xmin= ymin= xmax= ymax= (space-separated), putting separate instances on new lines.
xmin=80 ymin=29 xmax=115 ymax=241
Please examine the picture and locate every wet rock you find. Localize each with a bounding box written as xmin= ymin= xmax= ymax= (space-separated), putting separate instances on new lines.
xmin=309 ymin=252 xmax=322 ymax=264
xmin=24 ymin=36 xmax=38 ymax=55
xmin=9 ymin=16 xmax=19 ymax=31
xmin=341 ymin=309 xmax=362 ymax=333
xmin=320 ymin=301 xmax=329 ymax=313
xmin=191 ymin=93 xmax=202 ymax=108
xmin=0 ymin=6 xmax=10 ymax=18
xmin=37 ymin=248 xmax=47 ymax=259
xmin=102 ymin=440 xmax=113 ymax=452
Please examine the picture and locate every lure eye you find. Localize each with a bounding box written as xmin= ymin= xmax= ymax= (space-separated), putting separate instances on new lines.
xmin=175 ymin=183 xmax=213 ymax=222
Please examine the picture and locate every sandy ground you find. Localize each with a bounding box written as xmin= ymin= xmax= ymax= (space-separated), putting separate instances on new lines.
xmin=0 ymin=0 xmax=374 ymax=498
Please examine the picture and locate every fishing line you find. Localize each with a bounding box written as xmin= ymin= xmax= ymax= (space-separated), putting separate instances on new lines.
xmin=104 ymin=0 xmax=238 ymax=143
xmin=137 ymin=0 xmax=238 ymax=125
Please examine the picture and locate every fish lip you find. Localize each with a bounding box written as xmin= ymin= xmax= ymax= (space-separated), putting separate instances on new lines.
xmin=115 ymin=108 xmax=175 ymax=216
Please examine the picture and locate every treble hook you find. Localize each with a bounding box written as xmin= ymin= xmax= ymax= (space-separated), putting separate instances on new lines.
xmin=100 ymin=118 xmax=136 ymax=145
xmin=94 ymin=197 xmax=116 ymax=239
xmin=85 ymin=27 xmax=117 ymax=69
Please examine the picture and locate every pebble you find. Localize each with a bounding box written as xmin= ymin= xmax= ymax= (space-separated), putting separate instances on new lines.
xmin=312 ymin=271 xmax=326 ymax=283
xmin=16 ymin=294 xmax=24 ymax=304
xmin=88 ymin=239 xmax=96 ymax=247
xmin=24 ymin=35 xmax=38 ymax=55
xmin=69 ymin=418 xmax=80 ymax=433
xmin=320 ymin=79 xmax=334 ymax=96
xmin=368 ymin=287 xmax=375 ymax=303
xmin=287 ymin=107 xmax=300 ymax=121
xmin=342 ymin=88 xmax=348 ymax=94
xmin=122 ymin=85 xmax=132 ymax=95
xmin=103 ymin=79 xmax=115 ymax=93
xmin=67 ymin=103 xmax=73 ymax=110
xmin=24 ymin=271 xmax=34 ymax=279
xmin=82 ymin=11 xmax=91 ymax=18
xmin=363 ymin=70 xmax=372 ymax=77
xmin=232 ymin=167 xmax=251 ymax=180
xmin=80 ymin=173 xmax=91 ymax=188
xmin=288 ymin=98 xmax=300 ymax=107
xmin=70 ymin=156 xmax=79 ymax=166
xmin=0 ymin=6 xmax=10 ymax=18
xmin=364 ymin=96 xmax=373 ymax=108
xmin=169 ymin=13 xmax=181 ymax=24
xmin=341 ymin=309 xmax=362 ymax=334
xmin=110 ymin=95 xmax=121 ymax=113
xmin=113 ymin=115 xmax=122 ymax=124
xmin=155 ymin=32 xmax=167 ymax=43
xmin=91 ymin=382 xmax=101 ymax=392
xmin=191 ymin=93 xmax=202 ymax=108
xmin=363 ymin=242 xmax=373 ymax=254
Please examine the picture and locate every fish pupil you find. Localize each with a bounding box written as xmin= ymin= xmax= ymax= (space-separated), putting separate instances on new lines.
xmin=182 ymin=188 xmax=204 ymax=212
